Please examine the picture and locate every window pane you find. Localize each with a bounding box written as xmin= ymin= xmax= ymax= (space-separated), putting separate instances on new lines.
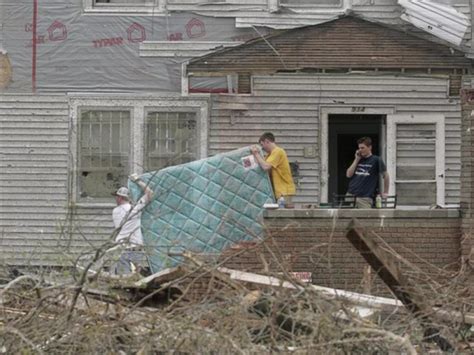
xmin=281 ymin=0 xmax=342 ymax=5
xmin=95 ymin=0 xmax=151 ymax=4
xmin=396 ymin=141 xmax=435 ymax=180
xmin=168 ymin=0 xmax=265 ymax=4
xmin=396 ymin=164 xmax=435 ymax=180
xmin=397 ymin=123 xmax=436 ymax=139
xmin=79 ymin=110 xmax=130 ymax=198
xmin=395 ymin=123 xmax=437 ymax=205
xmin=189 ymin=76 xmax=234 ymax=94
xmin=145 ymin=111 xmax=197 ymax=171
xmin=396 ymin=182 xmax=436 ymax=206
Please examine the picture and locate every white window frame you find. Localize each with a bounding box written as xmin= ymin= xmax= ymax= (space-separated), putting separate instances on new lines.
xmin=144 ymin=107 xmax=200 ymax=171
xmin=386 ymin=113 xmax=445 ymax=207
xmin=280 ymin=0 xmax=344 ymax=9
xmin=83 ymin=0 xmax=276 ymax=13
xmin=70 ymin=95 xmax=208 ymax=205
xmin=320 ymin=105 xmax=396 ymax=204
xmin=83 ymin=0 xmax=166 ymax=14
xmin=167 ymin=0 xmax=264 ymax=3
xmin=77 ymin=107 xmax=133 ymax=201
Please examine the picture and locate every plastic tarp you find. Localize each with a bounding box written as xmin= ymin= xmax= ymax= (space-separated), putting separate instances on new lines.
xmin=1 ymin=0 xmax=257 ymax=93
xmin=129 ymin=147 xmax=275 ymax=272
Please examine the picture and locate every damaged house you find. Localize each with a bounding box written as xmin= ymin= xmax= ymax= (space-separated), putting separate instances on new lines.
xmin=1 ymin=0 xmax=474 ymax=291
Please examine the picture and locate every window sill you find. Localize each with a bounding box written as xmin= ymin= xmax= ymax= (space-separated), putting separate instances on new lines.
xmin=264 ymin=208 xmax=461 ymax=219
xmin=73 ymin=202 xmax=116 ymax=209
xmin=83 ymin=7 xmax=166 ymax=15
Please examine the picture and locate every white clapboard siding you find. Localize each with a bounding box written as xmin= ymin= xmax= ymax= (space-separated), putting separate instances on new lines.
xmin=0 ymin=94 xmax=115 ymax=266
xmin=208 ymin=74 xmax=461 ymax=204
xmin=85 ymin=0 xmax=406 ymax=29
xmin=0 ymin=95 xmax=69 ymax=265
xmin=187 ymin=1 xmax=403 ymax=28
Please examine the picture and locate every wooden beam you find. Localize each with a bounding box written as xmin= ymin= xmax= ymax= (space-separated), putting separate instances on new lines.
xmin=218 ymin=266 xmax=403 ymax=311
xmin=345 ymin=219 xmax=454 ymax=352
xmin=133 ymin=266 xmax=185 ymax=288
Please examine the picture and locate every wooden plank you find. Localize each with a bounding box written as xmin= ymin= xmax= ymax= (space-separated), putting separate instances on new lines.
xmin=218 ymin=265 xmax=474 ymax=325
xmin=345 ymin=219 xmax=454 ymax=352
xmin=218 ymin=266 xmax=403 ymax=311
xmin=133 ymin=266 xmax=185 ymax=288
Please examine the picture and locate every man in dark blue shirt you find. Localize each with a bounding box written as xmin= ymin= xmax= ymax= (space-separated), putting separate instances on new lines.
xmin=346 ymin=137 xmax=390 ymax=208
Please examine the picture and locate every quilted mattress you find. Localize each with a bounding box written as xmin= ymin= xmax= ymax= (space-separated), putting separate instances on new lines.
xmin=128 ymin=147 xmax=275 ymax=273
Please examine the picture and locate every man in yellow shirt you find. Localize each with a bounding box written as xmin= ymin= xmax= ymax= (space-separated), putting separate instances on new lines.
xmin=251 ymin=132 xmax=296 ymax=201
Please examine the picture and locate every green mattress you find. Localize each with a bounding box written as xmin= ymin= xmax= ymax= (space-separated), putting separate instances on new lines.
xmin=128 ymin=147 xmax=275 ymax=272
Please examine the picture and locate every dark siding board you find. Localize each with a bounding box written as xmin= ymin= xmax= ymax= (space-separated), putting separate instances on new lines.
xmin=188 ymin=17 xmax=471 ymax=74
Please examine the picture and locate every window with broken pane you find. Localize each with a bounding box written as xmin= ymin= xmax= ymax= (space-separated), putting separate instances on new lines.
xmin=145 ymin=111 xmax=197 ymax=171
xmin=79 ymin=110 xmax=131 ymax=199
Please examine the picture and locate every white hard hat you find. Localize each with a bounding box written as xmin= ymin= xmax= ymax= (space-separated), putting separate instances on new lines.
xmin=113 ymin=187 xmax=129 ymax=197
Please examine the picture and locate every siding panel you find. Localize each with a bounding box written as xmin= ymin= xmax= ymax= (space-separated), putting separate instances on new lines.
xmin=0 ymin=95 xmax=72 ymax=264
xmin=0 ymin=94 xmax=115 ymax=265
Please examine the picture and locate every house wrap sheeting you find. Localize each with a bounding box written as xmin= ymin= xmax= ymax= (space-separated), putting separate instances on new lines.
xmin=0 ymin=0 xmax=250 ymax=93
xmin=1 ymin=0 xmax=471 ymax=94
xmin=129 ymin=147 xmax=274 ymax=272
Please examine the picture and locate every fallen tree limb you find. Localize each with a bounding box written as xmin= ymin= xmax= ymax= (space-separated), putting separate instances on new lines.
xmin=0 ymin=275 xmax=41 ymax=305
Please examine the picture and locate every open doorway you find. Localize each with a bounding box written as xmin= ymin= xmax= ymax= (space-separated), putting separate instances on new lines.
xmin=328 ymin=114 xmax=385 ymax=199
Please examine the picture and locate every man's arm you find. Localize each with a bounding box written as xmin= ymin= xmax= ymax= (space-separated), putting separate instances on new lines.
xmin=346 ymin=151 xmax=361 ymax=178
xmin=112 ymin=207 xmax=125 ymax=229
xmin=130 ymin=174 xmax=153 ymax=202
xmin=382 ymin=171 xmax=390 ymax=198
xmin=250 ymin=145 xmax=272 ymax=171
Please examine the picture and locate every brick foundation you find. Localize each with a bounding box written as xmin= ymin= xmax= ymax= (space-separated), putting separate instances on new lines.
xmin=221 ymin=209 xmax=461 ymax=296
xmin=461 ymin=89 xmax=474 ymax=263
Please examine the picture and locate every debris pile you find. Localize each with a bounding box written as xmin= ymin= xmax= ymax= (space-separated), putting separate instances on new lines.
xmin=1 ymin=229 xmax=474 ymax=354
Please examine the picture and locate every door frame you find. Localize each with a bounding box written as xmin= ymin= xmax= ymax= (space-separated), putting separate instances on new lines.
xmin=386 ymin=113 xmax=445 ymax=206
xmin=320 ymin=106 xmax=395 ymax=203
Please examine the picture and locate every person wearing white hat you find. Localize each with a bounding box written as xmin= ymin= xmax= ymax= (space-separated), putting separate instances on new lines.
xmin=112 ymin=174 xmax=153 ymax=274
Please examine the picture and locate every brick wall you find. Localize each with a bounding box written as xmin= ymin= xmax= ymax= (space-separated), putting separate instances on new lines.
xmin=221 ymin=210 xmax=461 ymax=295
xmin=461 ymin=89 xmax=474 ymax=262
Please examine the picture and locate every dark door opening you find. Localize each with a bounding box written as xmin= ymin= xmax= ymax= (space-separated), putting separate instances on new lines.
xmin=328 ymin=114 xmax=384 ymax=199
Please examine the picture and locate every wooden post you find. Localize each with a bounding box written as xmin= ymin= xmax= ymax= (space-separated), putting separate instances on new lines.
xmin=345 ymin=219 xmax=454 ymax=352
